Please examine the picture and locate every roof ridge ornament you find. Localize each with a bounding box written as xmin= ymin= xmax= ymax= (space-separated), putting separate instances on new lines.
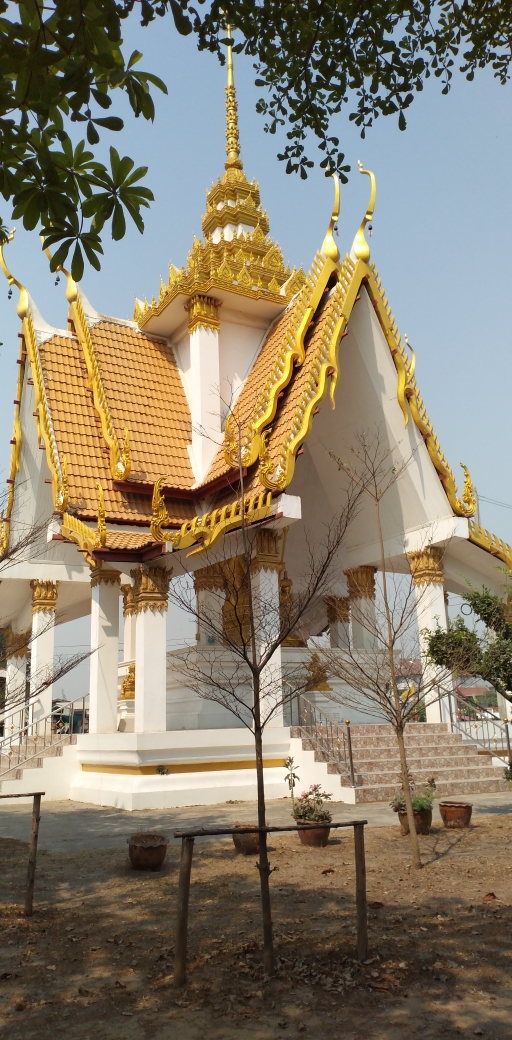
xmin=352 ymin=161 xmax=376 ymax=263
xmin=225 ymin=24 xmax=243 ymax=172
xmin=321 ymin=174 xmax=340 ymax=264
xmin=42 ymin=242 xmax=78 ymax=304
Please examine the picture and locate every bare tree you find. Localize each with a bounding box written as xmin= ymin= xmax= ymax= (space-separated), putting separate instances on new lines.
xmin=168 ymin=429 xmax=363 ymax=974
xmin=316 ymin=432 xmax=452 ymax=870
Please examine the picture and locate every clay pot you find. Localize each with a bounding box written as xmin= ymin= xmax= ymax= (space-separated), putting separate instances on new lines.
xmin=297 ymin=823 xmax=331 ymax=847
xmin=232 ymin=823 xmax=260 ymax=855
xmin=128 ymin=832 xmax=168 ymax=871
xmin=439 ymin=801 xmax=473 ymax=829
xmin=398 ymin=809 xmax=432 ymax=836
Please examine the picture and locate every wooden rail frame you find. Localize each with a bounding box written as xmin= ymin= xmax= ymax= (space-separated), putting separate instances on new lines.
xmin=173 ymin=819 xmax=368 ymax=986
xmin=0 ymin=791 xmax=45 ymax=915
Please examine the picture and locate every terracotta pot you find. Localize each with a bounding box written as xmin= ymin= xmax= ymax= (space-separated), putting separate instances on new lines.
xmin=439 ymin=801 xmax=473 ymax=829
xmin=128 ymin=832 xmax=168 ymax=871
xmin=297 ymin=823 xmax=331 ymax=847
xmin=232 ymin=823 xmax=260 ymax=855
xmin=398 ymin=809 xmax=432 ymax=836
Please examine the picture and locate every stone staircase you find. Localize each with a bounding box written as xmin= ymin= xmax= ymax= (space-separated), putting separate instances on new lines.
xmin=291 ymin=722 xmax=508 ymax=803
xmin=0 ymin=735 xmax=76 ymax=783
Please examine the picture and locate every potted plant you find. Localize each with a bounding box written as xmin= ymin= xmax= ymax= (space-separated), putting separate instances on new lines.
xmin=391 ymin=778 xmax=435 ymax=836
xmin=293 ymin=783 xmax=333 ymax=846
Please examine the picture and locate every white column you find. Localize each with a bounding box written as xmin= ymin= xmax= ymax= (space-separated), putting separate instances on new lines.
xmin=4 ymin=627 xmax=30 ymax=729
xmin=346 ymin=567 xmax=377 ymax=650
xmin=120 ymin=583 xmax=136 ymax=660
xmin=325 ymin=596 xmax=350 ymax=649
xmin=194 ymin=564 xmax=225 ymax=647
xmin=89 ymin=569 xmax=121 ymax=734
xmin=186 ymin=295 xmax=221 ymax=484
xmin=29 ymin=580 xmax=59 ymax=724
xmin=250 ymin=531 xmax=284 ymax=729
xmin=132 ymin=566 xmax=171 ymax=733
xmin=407 ymin=548 xmax=451 ymax=725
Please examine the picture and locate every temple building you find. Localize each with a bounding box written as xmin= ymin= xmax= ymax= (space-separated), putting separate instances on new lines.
xmin=0 ymin=37 xmax=508 ymax=809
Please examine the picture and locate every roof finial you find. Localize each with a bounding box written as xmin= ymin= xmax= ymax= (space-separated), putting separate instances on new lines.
xmin=225 ymin=24 xmax=243 ymax=171
xmin=0 ymin=229 xmax=29 ymax=319
xmin=321 ymin=174 xmax=340 ymax=264
xmin=352 ymin=161 xmax=376 ymax=263
xmin=41 ymin=240 xmax=78 ymax=303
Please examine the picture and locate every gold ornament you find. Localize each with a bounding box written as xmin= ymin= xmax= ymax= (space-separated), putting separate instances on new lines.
xmin=345 ymin=567 xmax=377 ymax=601
xmin=120 ymin=663 xmax=135 ymax=700
xmin=30 ymin=579 xmax=60 ymax=613
xmin=407 ymin=547 xmax=444 ymax=587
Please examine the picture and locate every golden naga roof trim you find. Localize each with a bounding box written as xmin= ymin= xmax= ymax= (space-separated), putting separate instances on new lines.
xmin=62 ymin=484 xmax=108 ymax=563
xmin=150 ymin=476 xmax=172 ymax=542
xmin=258 ymin=254 xmax=360 ymax=491
xmin=224 ymin=250 xmax=338 ymax=470
xmin=366 ymin=262 xmax=476 ymax=518
xmin=468 ymin=520 xmax=512 ymax=570
xmin=0 ymin=336 xmax=24 ymax=556
xmin=352 ymin=161 xmax=376 ymax=264
xmin=163 ymin=491 xmax=274 ymax=557
xmin=321 ymin=174 xmax=341 ymax=264
xmin=0 ymin=231 xmax=69 ymax=521
xmin=66 ymin=279 xmax=131 ymax=480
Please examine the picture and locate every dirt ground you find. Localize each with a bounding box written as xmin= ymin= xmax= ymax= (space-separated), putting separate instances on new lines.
xmin=1 ymin=812 xmax=511 ymax=1040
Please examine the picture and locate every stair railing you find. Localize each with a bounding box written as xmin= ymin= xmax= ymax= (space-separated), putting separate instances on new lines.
xmin=296 ymin=695 xmax=358 ymax=787
xmin=0 ymin=696 xmax=88 ymax=778
xmin=448 ymin=688 xmax=511 ymax=761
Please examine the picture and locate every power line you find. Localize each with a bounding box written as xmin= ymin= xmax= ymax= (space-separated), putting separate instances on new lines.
xmin=479 ymin=495 xmax=512 ymax=512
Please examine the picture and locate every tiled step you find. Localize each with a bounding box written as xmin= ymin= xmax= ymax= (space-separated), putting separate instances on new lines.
xmin=351 ymin=742 xmax=472 ymax=761
xmin=352 ymin=754 xmax=484 ymax=772
xmin=348 ymin=765 xmax=502 ymax=784
xmin=351 ymin=776 xmax=508 ymax=803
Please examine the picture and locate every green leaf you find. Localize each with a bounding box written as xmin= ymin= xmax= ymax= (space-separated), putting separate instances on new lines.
xmin=111 ymin=201 xmax=126 ymax=241
xmin=87 ymin=121 xmax=100 ymax=145
xmin=71 ymin=243 xmax=84 ymax=283
xmin=170 ymin=1 xmax=192 ymax=36
xmin=93 ymin=116 xmax=124 ymax=132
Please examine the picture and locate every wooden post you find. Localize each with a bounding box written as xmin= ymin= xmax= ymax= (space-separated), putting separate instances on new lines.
xmin=24 ymin=793 xmax=42 ymax=917
xmin=353 ymin=822 xmax=368 ymax=960
xmin=174 ymin=836 xmax=195 ymax=987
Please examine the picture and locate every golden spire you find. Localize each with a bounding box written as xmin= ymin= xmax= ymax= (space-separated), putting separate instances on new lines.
xmin=352 ymin=160 xmax=376 ymax=263
xmin=225 ymin=24 xmax=243 ymax=171
xmin=321 ymin=174 xmax=340 ymax=264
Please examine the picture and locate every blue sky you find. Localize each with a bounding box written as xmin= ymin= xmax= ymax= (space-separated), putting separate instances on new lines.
xmin=1 ymin=17 xmax=511 ymax=681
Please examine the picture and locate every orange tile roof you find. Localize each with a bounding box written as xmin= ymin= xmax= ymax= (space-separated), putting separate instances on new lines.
xmin=38 ymin=322 xmax=196 ymax=525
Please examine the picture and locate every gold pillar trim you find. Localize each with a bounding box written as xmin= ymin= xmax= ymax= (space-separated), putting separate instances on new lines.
xmin=120 ymin=584 xmax=136 ymax=616
xmin=120 ymin=663 xmax=135 ymax=700
xmin=90 ymin=568 xmax=121 ymax=589
xmin=194 ymin=562 xmax=225 ymax=592
xmin=186 ymin=293 xmax=221 ymax=335
xmin=4 ymin=625 xmax=31 ymax=660
xmin=407 ymin=547 xmax=444 ymax=587
xmin=251 ymin=529 xmax=282 ymax=572
xmin=345 ymin=566 xmax=377 ymax=601
xmin=325 ymin=595 xmax=350 ymax=624
xmin=131 ymin=566 xmax=172 ymax=613
xmin=30 ymin=579 xmax=60 ymax=614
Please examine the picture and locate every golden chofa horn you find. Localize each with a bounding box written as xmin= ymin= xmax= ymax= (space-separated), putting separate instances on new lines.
xmin=352 ymin=161 xmax=376 ymax=263
xmin=0 ymin=229 xmax=29 ymax=319
xmin=321 ymin=174 xmax=340 ymax=264
xmin=41 ymin=240 xmax=78 ymax=304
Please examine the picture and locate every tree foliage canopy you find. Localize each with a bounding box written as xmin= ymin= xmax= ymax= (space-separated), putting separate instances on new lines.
xmin=1 ymin=1 xmax=511 ymax=277
xmin=426 ymin=586 xmax=512 ymax=701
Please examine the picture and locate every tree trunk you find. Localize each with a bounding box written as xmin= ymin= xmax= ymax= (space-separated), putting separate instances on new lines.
xmin=395 ymin=727 xmax=422 ymax=869
xmin=254 ymin=718 xmax=275 ymax=975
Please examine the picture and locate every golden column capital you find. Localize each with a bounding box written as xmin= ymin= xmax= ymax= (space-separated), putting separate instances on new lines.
xmin=250 ymin=529 xmax=282 ymax=573
xmin=345 ymin=566 xmax=377 ymax=601
xmin=120 ymin=583 xmax=136 ymax=616
xmin=30 ymin=579 xmax=60 ymax=614
xmin=186 ymin=293 xmax=221 ymax=335
xmin=325 ymin=595 xmax=350 ymax=624
xmin=90 ymin=568 xmax=121 ymax=590
xmin=194 ymin=562 xmax=225 ymax=593
xmin=407 ymin=546 xmax=444 ymax=587
xmin=131 ymin=566 xmax=172 ymax=613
